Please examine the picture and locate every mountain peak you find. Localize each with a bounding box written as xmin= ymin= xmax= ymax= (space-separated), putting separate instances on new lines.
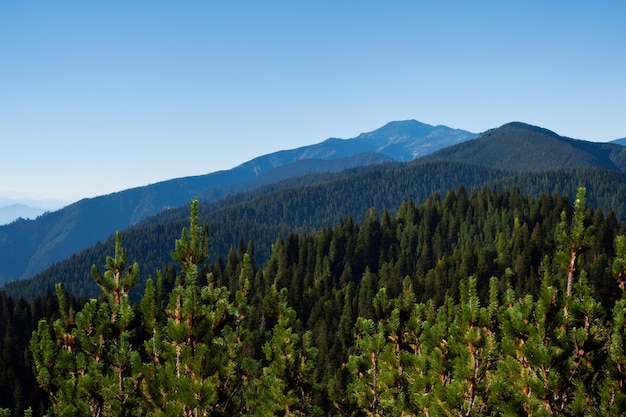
xmin=353 ymin=120 xmax=478 ymax=161
xmin=357 ymin=119 xmax=438 ymax=140
xmin=496 ymin=122 xmax=562 ymax=139
xmin=422 ymin=121 xmax=626 ymax=172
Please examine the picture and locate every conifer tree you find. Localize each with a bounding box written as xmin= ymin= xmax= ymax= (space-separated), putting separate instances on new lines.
xmin=139 ymin=200 xmax=253 ymax=416
xmin=31 ymin=231 xmax=142 ymax=416
xmin=245 ymin=286 xmax=321 ymax=416
xmin=564 ymin=273 xmax=607 ymax=414
xmin=90 ymin=231 xmax=141 ymax=414
xmin=600 ymin=235 xmax=626 ymax=413
xmin=347 ymin=287 xmax=419 ymax=416
xmin=555 ymin=187 xmax=591 ymax=300
xmin=347 ymin=311 xmax=400 ymax=416
xmin=445 ymin=276 xmax=498 ymax=416
xmin=612 ymin=235 xmax=626 ymax=292
xmin=26 ymin=187 xmax=626 ymax=415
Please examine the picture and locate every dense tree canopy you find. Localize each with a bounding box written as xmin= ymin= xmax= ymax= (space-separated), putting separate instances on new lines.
xmin=7 ymin=162 xmax=626 ymax=302
xmin=4 ymin=187 xmax=626 ymax=415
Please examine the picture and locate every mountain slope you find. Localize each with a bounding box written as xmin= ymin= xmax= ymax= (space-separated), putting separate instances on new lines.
xmin=0 ymin=120 xmax=474 ymax=284
xmin=421 ymin=122 xmax=626 ymax=172
xmin=7 ymin=157 xmax=626 ymax=301
xmin=236 ymin=119 xmax=476 ymax=169
xmin=196 ymin=153 xmax=393 ymax=202
xmin=3 ymin=160 xmax=508 ymax=299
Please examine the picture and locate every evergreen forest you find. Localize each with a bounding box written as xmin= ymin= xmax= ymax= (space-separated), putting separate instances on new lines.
xmin=5 ymin=186 xmax=626 ymax=415
xmin=7 ymin=161 xmax=626 ymax=302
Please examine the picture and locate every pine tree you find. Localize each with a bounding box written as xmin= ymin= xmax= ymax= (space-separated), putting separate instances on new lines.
xmin=563 ymin=273 xmax=607 ymax=415
xmin=346 ymin=313 xmax=398 ymax=416
xmin=445 ymin=276 xmax=498 ymax=416
xmin=612 ymin=235 xmax=626 ymax=292
xmin=90 ymin=231 xmax=141 ymax=414
xmin=31 ymin=231 xmax=142 ymax=416
xmin=600 ymin=235 xmax=626 ymax=413
xmin=245 ymin=287 xmax=321 ymax=416
xmin=139 ymin=200 xmax=253 ymax=416
xmin=555 ymin=187 xmax=592 ymax=301
xmin=347 ymin=287 xmax=418 ymax=416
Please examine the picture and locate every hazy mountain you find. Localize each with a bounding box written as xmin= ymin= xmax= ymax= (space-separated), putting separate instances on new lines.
xmin=0 ymin=198 xmax=68 ymax=226
xmin=421 ymin=122 xmax=626 ymax=172
xmin=352 ymin=120 xmax=477 ymax=160
xmin=233 ymin=119 xmax=476 ymax=172
xmin=611 ymin=138 xmax=626 ymax=146
xmin=0 ymin=204 xmax=47 ymax=225
xmin=0 ymin=120 xmax=474 ymax=284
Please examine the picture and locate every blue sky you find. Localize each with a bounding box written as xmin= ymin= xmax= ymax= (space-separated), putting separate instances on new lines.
xmin=1 ymin=1 xmax=625 ymax=203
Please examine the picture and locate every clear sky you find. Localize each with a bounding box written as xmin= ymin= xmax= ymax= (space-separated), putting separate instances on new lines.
xmin=1 ymin=1 xmax=625 ymax=204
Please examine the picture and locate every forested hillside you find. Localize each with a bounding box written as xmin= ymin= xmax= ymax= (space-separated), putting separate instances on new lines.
xmin=0 ymin=153 xmax=389 ymax=284
xmin=2 ymin=161 xmax=506 ymax=300
xmin=6 ymin=159 xmax=626 ymax=302
xmin=422 ymin=122 xmax=626 ymax=172
xmin=0 ymin=119 xmax=471 ymax=284
xmin=3 ymin=188 xmax=626 ymax=415
xmin=2 ymin=121 xmax=622 ymax=287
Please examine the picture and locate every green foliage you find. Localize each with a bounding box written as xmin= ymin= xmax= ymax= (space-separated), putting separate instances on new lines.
xmin=12 ymin=188 xmax=626 ymax=415
xmin=613 ymin=235 xmax=626 ymax=292
xmin=0 ymin=289 xmax=59 ymax=416
xmin=11 ymin=161 xmax=626 ymax=302
xmin=556 ymin=187 xmax=593 ymax=300
xmin=246 ymin=287 xmax=322 ymax=416
xmin=91 ymin=231 xmax=140 ymax=307
xmin=30 ymin=234 xmax=143 ymax=416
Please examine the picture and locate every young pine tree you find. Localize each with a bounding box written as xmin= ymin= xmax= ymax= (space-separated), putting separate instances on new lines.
xmin=31 ymin=231 xmax=142 ymax=416
xmin=245 ymin=286 xmax=321 ymax=416
xmin=555 ymin=187 xmax=592 ymax=303
xmin=138 ymin=200 xmax=253 ymax=416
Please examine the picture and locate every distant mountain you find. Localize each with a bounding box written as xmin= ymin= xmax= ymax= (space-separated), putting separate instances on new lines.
xmin=352 ymin=120 xmax=477 ymax=160
xmin=421 ymin=122 xmax=626 ymax=172
xmin=0 ymin=198 xmax=67 ymax=226
xmin=611 ymin=138 xmax=626 ymax=146
xmin=9 ymin=119 xmax=626 ymax=298
xmin=0 ymin=120 xmax=475 ymax=284
xmin=236 ymin=119 xmax=477 ymax=171
xmin=0 ymin=204 xmax=47 ymax=225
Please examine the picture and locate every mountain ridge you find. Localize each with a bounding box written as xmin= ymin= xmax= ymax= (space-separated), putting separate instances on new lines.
xmin=0 ymin=120 xmax=475 ymax=283
xmin=7 ymin=120 xmax=626 ymax=298
xmin=421 ymin=122 xmax=626 ymax=172
xmin=4 ymin=120 xmax=624 ymax=288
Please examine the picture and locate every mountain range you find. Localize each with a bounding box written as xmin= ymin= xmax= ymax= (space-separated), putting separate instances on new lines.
xmin=0 ymin=120 xmax=476 ymax=284
xmin=3 ymin=119 xmax=626 ymax=302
